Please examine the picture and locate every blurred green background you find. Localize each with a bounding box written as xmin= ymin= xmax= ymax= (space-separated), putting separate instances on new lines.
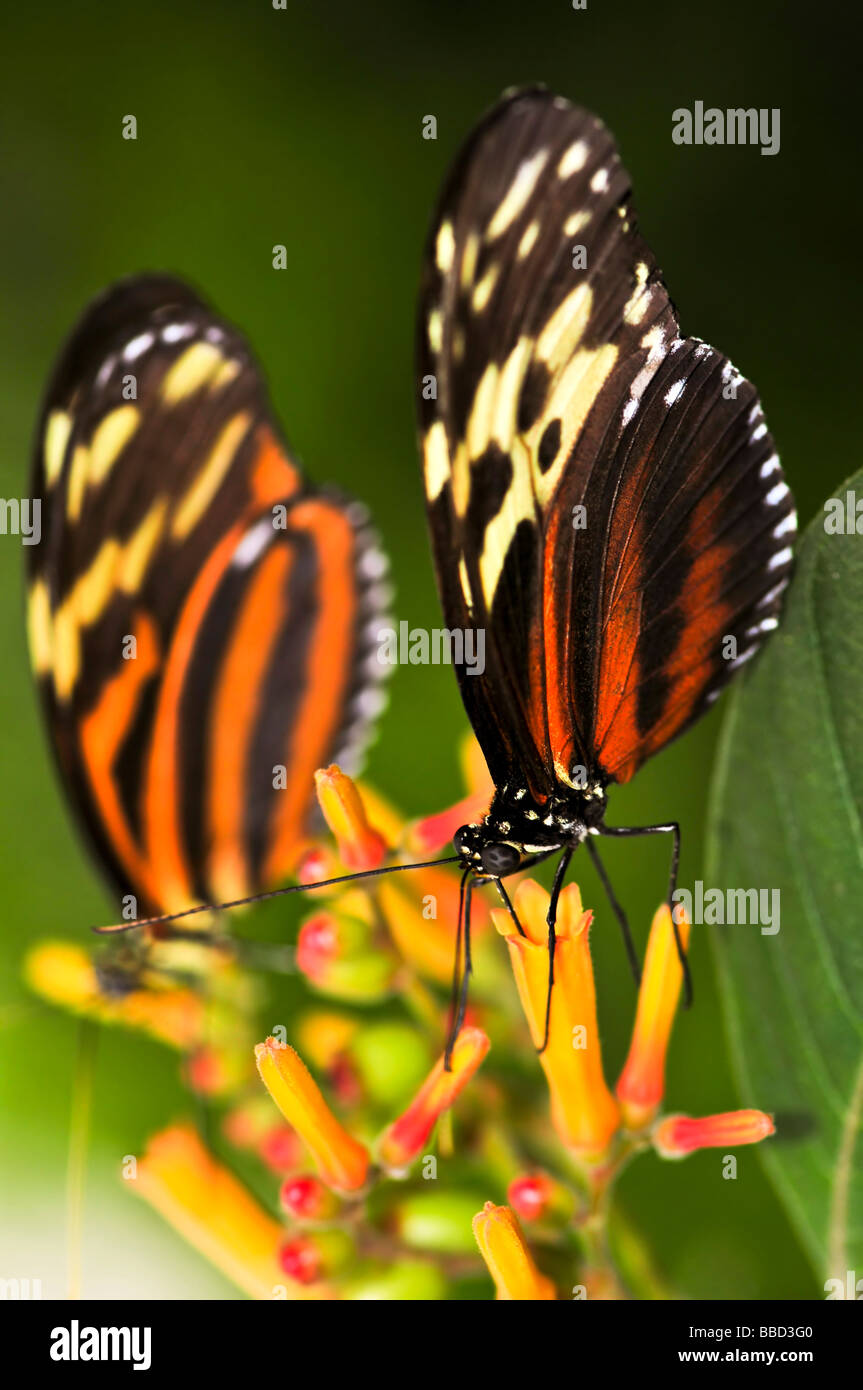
xmin=1 ymin=0 xmax=856 ymax=1298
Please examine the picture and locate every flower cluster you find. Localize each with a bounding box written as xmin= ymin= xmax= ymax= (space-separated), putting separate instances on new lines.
xmin=25 ymin=742 xmax=774 ymax=1299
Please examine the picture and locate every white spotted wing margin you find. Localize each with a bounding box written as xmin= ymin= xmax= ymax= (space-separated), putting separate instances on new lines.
xmin=416 ymin=86 xmax=796 ymax=797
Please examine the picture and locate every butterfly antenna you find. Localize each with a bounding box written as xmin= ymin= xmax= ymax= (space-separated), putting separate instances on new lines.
xmin=92 ymin=855 xmax=463 ymax=935
xmin=451 ymin=873 xmax=481 ymax=1050
xmin=66 ymin=1018 xmax=98 ymax=1299
xmin=444 ymin=866 xmax=471 ymax=1071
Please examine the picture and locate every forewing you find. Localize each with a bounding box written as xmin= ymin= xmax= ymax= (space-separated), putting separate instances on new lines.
xmin=418 ymin=88 xmax=794 ymax=796
xmin=417 ymin=87 xmax=675 ymax=797
xmin=28 ymin=276 xmax=389 ymax=913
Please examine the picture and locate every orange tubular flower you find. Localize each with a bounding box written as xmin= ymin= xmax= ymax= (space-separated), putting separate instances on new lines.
xmin=653 ymin=1110 xmax=775 ymax=1158
xmin=314 ymin=766 xmax=388 ymax=870
xmin=134 ymin=1124 xmax=329 ymax=1300
xmin=616 ymin=904 xmax=691 ymax=1129
xmin=472 ymin=1202 xmax=556 ymax=1301
xmin=378 ymin=1026 xmax=490 ymax=1171
xmin=493 ymin=880 xmax=620 ymax=1159
xmin=255 ymin=1037 xmax=370 ymax=1192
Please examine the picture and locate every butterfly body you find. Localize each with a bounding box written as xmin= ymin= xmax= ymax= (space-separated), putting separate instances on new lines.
xmin=454 ymin=777 xmax=608 ymax=874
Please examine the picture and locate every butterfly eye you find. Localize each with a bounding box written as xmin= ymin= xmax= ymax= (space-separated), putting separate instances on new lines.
xmin=480 ymin=842 xmax=521 ymax=876
xmin=453 ymin=825 xmax=474 ymax=857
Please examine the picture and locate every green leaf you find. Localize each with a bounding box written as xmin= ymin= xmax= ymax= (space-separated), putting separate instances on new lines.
xmin=706 ymin=473 xmax=863 ymax=1284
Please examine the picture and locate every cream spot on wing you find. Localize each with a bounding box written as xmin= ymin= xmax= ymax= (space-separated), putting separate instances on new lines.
xmin=590 ymin=167 xmax=610 ymax=192
xmin=459 ymin=231 xmax=480 ymax=289
xmin=479 ymin=446 xmax=535 ymax=606
xmin=51 ymin=500 xmax=168 ymax=701
xmin=211 ymin=358 xmax=241 ymax=391
xmin=533 ymin=342 xmax=618 ymax=506
xmin=436 ymin=221 xmax=456 ymax=274
xmin=66 ymin=444 xmax=90 ymax=522
xmin=564 ymin=210 xmax=590 ymax=238
xmin=557 ymin=140 xmax=588 ymax=178
xmin=487 ymin=149 xmax=549 ymax=240
xmin=160 ymin=342 xmax=226 ymax=404
xmin=43 ymin=411 xmax=73 ymax=487
xmin=88 ymin=405 xmax=140 ymax=486
xmin=535 ymin=283 xmax=593 ymax=369
xmin=472 ymin=263 xmax=498 ymax=313
xmin=465 ymin=362 xmax=499 ymax=461
xmin=171 ymin=412 xmax=252 ymax=540
xmin=428 ymin=308 xmax=443 ymax=352
xmin=517 ymin=221 xmax=540 ymax=259
xmin=458 ymin=554 xmax=473 ymax=611
xmin=492 ymin=338 xmax=532 ymax=447
xmin=27 ymin=580 xmax=53 ymax=674
xmin=423 ymin=420 xmax=450 ymax=502
xmin=622 ymin=262 xmax=650 ymax=326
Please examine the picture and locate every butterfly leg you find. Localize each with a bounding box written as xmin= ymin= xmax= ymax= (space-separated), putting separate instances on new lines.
xmin=492 ymin=876 xmax=527 ymax=937
xmin=488 ymin=846 xmax=560 ymax=939
xmin=538 ymin=847 xmax=573 ymax=1054
xmin=599 ymin=822 xmax=690 ymax=1004
xmin=585 ymin=837 xmax=642 ymax=985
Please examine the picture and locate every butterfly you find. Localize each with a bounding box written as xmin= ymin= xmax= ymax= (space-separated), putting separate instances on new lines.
xmin=27 ymin=275 xmax=391 ymax=928
xmin=416 ymin=87 xmax=796 ymax=1026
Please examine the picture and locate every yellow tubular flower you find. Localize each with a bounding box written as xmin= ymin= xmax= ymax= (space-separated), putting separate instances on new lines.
xmin=472 ymin=1202 xmax=556 ymax=1300
xmin=314 ymin=766 xmax=388 ymax=870
xmin=24 ymin=941 xmax=204 ymax=1049
xmin=493 ymin=879 xmax=620 ymax=1159
xmin=616 ymin=904 xmax=692 ymax=1128
xmin=255 ymin=1036 xmax=370 ymax=1191
xmin=133 ymin=1125 xmax=330 ymax=1299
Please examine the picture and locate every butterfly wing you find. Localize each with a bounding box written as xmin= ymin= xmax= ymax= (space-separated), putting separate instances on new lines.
xmin=28 ymin=276 xmax=389 ymax=914
xmin=417 ymin=88 xmax=794 ymax=798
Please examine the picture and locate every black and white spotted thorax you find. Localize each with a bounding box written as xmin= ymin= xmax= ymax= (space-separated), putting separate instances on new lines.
xmin=453 ymin=778 xmax=608 ymax=876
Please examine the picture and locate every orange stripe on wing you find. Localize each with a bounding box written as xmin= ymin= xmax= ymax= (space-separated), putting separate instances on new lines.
xmin=249 ymin=425 xmax=301 ymax=506
xmin=636 ymin=501 xmax=734 ymax=764
xmin=78 ymin=613 xmax=162 ymax=906
xmin=541 ymin=504 xmax=577 ymax=788
xmin=142 ymin=525 xmax=247 ymax=914
xmin=206 ymin=543 xmax=294 ymax=901
xmin=263 ymin=500 xmax=358 ymax=884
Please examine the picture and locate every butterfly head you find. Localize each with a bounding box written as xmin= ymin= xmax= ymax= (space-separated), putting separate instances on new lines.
xmin=453 ymin=822 xmax=524 ymax=876
xmin=453 ymin=779 xmax=608 ymax=876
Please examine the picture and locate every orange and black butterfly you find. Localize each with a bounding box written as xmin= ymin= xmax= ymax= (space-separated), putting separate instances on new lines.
xmin=27 ymin=275 xmax=390 ymax=927
xmin=416 ymin=88 xmax=797 ymax=1019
